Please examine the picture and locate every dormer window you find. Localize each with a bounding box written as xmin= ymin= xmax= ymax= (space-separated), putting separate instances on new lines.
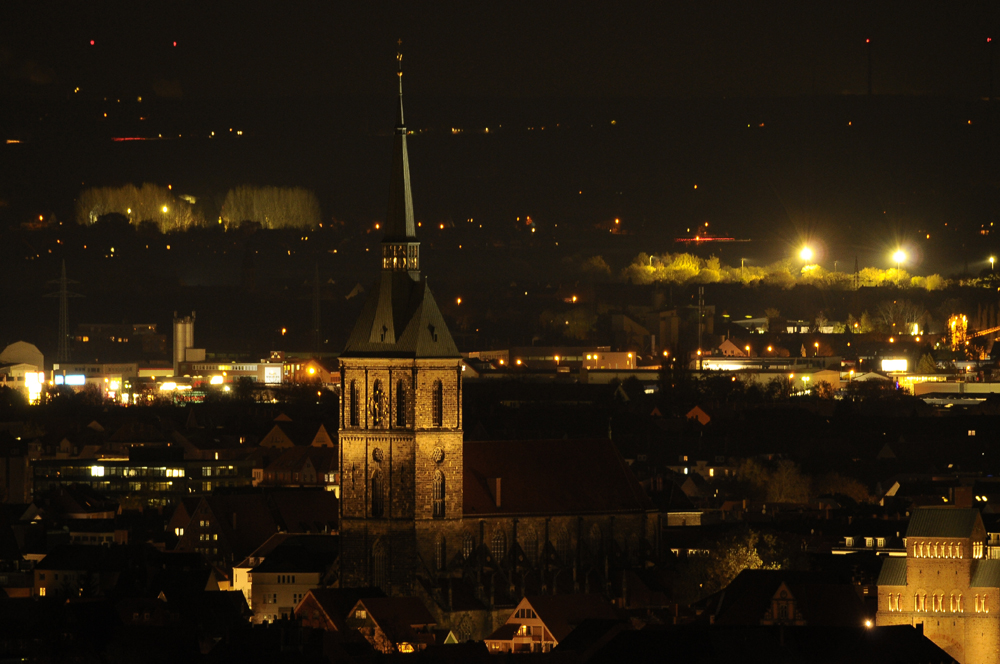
xmin=865 ymin=537 xmax=873 ymax=548
xmin=356 ymin=609 xmax=367 ymax=620
xmin=845 ymin=537 xmax=854 ymax=548
xmin=877 ymin=538 xmax=885 ymax=548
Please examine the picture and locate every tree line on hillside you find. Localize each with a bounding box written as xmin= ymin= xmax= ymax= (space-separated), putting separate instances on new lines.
xmin=610 ymin=252 xmax=950 ymax=291
xmin=76 ymin=184 xmax=320 ymax=231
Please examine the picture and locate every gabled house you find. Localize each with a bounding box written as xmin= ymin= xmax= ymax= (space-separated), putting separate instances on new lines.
xmin=295 ymin=587 xmax=386 ymax=632
xmin=174 ymin=490 xmax=338 ymax=569
xmin=243 ymin=534 xmax=339 ymax=623
xmin=484 ymin=594 xmax=619 ymax=653
xmin=345 ymin=597 xmax=437 ymax=654
xmin=696 ymin=569 xmax=869 ymax=627
xmin=259 ymin=446 xmax=339 ymax=495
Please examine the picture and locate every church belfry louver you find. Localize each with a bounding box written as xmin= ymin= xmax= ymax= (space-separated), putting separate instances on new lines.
xmin=338 ymin=52 xmax=464 ymax=593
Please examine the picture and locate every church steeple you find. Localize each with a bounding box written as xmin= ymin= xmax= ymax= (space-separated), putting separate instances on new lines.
xmin=382 ymin=45 xmax=419 ymax=274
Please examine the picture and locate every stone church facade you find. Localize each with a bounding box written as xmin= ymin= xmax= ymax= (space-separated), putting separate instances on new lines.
xmin=877 ymin=506 xmax=1000 ymax=664
xmin=338 ymin=68 xmax=657 ymax=639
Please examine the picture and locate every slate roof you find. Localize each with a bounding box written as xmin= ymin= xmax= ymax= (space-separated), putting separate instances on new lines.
xmin=877 ymin=557 xmax=907 ymax=587
xmin=264 ymin=446 xmax=337 ymax=475
xmin=298 ymin=587 xmax=386 ymax=631
xmin=199 ymin=491 xmax=338 ymax=562
xmin=905 ymin=507 xmax=981 ymax=538
xmin=704 ymin=570 xmax=867 ymax=627
xmin=251 ymin=535 xmax=339 ymax=574
xmin=463 ymin=439 xmax=652 ymax=517
xmin=587 ymin=625 xmax=958 ymax=664
xmin=971 ymin=560 xmax=1000 ymax=588
xmin=341 ymin=273 xmax=459 ymax=358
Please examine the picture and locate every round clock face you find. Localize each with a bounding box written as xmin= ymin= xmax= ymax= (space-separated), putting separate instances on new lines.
xmin=372 ymin=447 xmax=384 ymax=463
xmin=432 ymin=447 xmax=445 ymax=463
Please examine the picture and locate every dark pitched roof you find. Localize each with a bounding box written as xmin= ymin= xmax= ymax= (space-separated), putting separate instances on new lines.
xmin=298 ymin=587 xmax=386 ymax=631
xmin=971 ymin=560 xmax=1000 ymax=588
xmin=706 ymin=570 xmax=867 ymax=627
xmin=251 ymin=535 xmax=339 ymax=574
xmin=521 ymin=594 xmax=619 ymax=642
xmin=35 ymin=543 xmax=126 ymax=572
xmin=587 ymin=625 xmax=957 ymax=664
xmin=877 ymin=557 xmax=907 ymax=586
xmin=341 ymin=273 xmax=459 ymax=358
xmin=200 ymin=490 xmax=338 ymax=562
xmin=358 ymin=596 xmax=436 ymax=628
xmin=905 ymin=507 xmax=981 ymax=538
xmin=463 ymin=439 xmax=652 ymax=517
xmin=264 ymin=446 xmax=337 ymax=474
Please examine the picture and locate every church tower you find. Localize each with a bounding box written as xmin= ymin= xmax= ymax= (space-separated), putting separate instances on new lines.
xmin=339 ymin=55 xmax=463 ymax=593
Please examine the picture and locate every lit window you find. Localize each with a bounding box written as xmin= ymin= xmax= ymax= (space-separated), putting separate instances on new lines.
xmin=356 ymin=609 xmax=367 ymax=620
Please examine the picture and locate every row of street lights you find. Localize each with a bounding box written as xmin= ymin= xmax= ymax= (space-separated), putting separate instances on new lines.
xmin=800 ymin=247 xmax=999 ymax=274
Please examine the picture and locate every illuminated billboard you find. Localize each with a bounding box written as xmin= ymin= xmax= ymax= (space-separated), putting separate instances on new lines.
xmin=65 ymin=375 xmax=86 ymax=386
xmin=264 ymin=366 xmax=282 ymax=385
xmin=881 ymin=359 xmax=908 ymax=372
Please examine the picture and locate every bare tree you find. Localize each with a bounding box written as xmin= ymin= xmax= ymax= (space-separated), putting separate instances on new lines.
xmin=219 ymin=186 xmax=320 ymax=229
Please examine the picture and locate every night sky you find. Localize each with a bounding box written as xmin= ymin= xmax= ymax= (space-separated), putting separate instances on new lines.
xmin=3 ymin=2 xmax=998 ymax=101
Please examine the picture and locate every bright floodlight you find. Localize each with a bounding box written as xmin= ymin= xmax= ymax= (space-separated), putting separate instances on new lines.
xmin=893 ymin=250 xmax=906 ymax=263
xmin=799 ymin=247 xmax=813 ymax=262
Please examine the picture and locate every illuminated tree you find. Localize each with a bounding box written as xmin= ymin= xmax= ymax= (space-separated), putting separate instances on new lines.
xmin=76 ymin=183 xmax=201 ymax=232
xmin=219 ymin=186 xmax=320 ymax=229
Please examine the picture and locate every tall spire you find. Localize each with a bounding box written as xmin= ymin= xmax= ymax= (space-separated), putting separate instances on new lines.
xmin=382 ymin=40 xmax=419 ymax=274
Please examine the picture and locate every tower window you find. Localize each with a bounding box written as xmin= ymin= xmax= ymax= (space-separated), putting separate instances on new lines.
xmin=396 ymin=379 xmax=406 ymax=427
xmin=371 ymin=380 xmax=385 ymax=427
xmin=371 ymin=469 xmax=384 ymax=517
xmin=350 ymin=380 xmax=359 ymax=427
xmin=433 ymin=470 xmax=445 ymax=518
xmin=462 ymin=533 xmax=475 ymax=560
xmin=432 ymin=380 xmax=443 ymax=427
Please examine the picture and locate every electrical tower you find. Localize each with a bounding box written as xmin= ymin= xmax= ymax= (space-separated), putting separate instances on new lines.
xmin=44 ymin=261 xmax=83 ymax=363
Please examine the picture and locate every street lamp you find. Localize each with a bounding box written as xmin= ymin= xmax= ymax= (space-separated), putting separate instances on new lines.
xmin=745 ymin=345 xmax=751 ymax=357
xmin=991 ymin=256 xmax=996 ymax=272
xmin=800 ymin=247 xmax=813 ymax=262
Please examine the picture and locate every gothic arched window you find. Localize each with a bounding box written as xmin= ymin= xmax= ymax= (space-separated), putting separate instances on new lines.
xmin=589 ymin=523 xmax=603 ymax=561
xmin=524 ymin=528 xmax=538 ymax=566
xmin=371 ymin=469 xmax=384 ymax=517
xmin=396 ymin=379 xmax=406 ymax=427
xmin=432 ymin=380 xmax=443 ymax=427
xmin=372 ymin=539 xmax=387 ymax=590
xmin=491 ymin=529 xmax=507 ymax=564
xmin=350 ymin=380 xmax=359 ymax=427
xmin=462 ymin=533 xmax=475 ymax=560
xmin=433 ymin=470 xmax=445 ymax=518
xmin=557 ymin=531 xmax=571 ymax=565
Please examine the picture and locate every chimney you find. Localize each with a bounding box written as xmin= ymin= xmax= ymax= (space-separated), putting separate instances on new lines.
xmin=489 ymin=477 xmax=502 ymax=508
xmin=953 ymin=486 xmax=973 ymax=509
